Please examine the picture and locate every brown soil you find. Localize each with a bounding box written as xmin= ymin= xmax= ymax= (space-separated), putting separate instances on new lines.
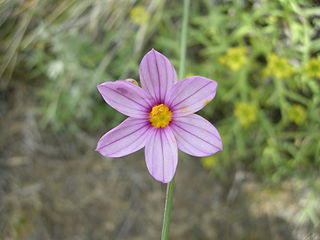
xmin=0 ymin=84 xmax=319 ymax=240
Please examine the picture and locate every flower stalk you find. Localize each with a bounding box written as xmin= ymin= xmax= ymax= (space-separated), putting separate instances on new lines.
xmin=161 ymin=0 xmax=190 ymax=239
xmin=179 ymin=0 xmax=190 ymax=80
xmin=160 ymin=178 xmax=175 ymax=240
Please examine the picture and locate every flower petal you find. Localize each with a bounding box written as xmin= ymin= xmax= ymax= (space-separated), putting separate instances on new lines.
xmin=97 ymin=81 xmax=153 ymax=118
xmin=139 ymin=49 xmax=178 ymax=103
xmin=166 ymin=76 xmax=217 ymax=117
xmin=96 ymin=117 xmax=151 ymax=157
xmin=171 ymin=114 xmax=223 ymax=157
xmin=145 ymin=127 xmax=178 ymax=183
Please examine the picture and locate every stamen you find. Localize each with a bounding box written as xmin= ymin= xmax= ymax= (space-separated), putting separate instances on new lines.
xmin=149 ymin=104 xmax=172 ymax=128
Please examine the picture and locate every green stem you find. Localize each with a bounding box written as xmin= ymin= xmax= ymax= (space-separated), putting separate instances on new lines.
xmin=160 ymin=178 xmax=175 ymax=240
xmin=161 ymin=1 xmax=190 ymax=240
xmin=179 ymin=0 xmax=190 ymax=80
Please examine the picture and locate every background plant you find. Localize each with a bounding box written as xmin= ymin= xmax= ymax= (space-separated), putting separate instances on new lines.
xmin=1 ymin=0 xmax=320 ymax=225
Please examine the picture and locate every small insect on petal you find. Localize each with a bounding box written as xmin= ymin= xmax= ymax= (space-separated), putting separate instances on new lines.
xmin=116 ymin=79 xmax=139 ymax=86
xmin=125 ymin=78 xmax=139 ymax=86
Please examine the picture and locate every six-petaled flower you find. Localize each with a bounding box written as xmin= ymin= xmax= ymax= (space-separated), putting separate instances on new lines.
xmin=96 ymin=49 xmax=223 ymax=183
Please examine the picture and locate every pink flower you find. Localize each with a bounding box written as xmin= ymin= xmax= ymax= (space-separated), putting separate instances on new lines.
xmin=96 ymin=49 xmax=223 ymax=183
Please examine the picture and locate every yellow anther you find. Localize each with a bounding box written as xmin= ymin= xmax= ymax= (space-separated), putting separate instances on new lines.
xmin=149 ymin=104 xmax=172 ymax=128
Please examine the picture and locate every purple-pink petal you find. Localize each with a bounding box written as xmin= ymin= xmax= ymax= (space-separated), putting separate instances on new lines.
xmin=166 ymin=76 xmax=217 ymax=117
xmin=139 ymin=49 xmax=178 ymax=103
xmin=171 ymin=114 xmax=223 ymax=157
xmin=144 ymin=127 xmax=178 ymax=183
xmin=97 ymin=81 xmax=153 ymax=118
xmin=96 ymin=117 xmax=151 ymax=158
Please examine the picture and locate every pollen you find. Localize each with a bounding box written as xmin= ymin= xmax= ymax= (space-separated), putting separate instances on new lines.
xmin=149 ymin=104 xmax=172 ymax=128
xmin=204 ymin=99 xmax=211 ymax=105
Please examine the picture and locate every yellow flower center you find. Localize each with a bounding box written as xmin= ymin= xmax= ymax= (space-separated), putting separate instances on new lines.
xmin=149 ymin=104 xmax=172 ymax=128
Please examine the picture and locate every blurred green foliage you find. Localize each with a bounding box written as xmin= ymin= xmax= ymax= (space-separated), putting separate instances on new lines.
xmin=184 ymin=0 xmax=320 ymax=185
xmin=1 ymin=0 xmax=320 ymax=219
